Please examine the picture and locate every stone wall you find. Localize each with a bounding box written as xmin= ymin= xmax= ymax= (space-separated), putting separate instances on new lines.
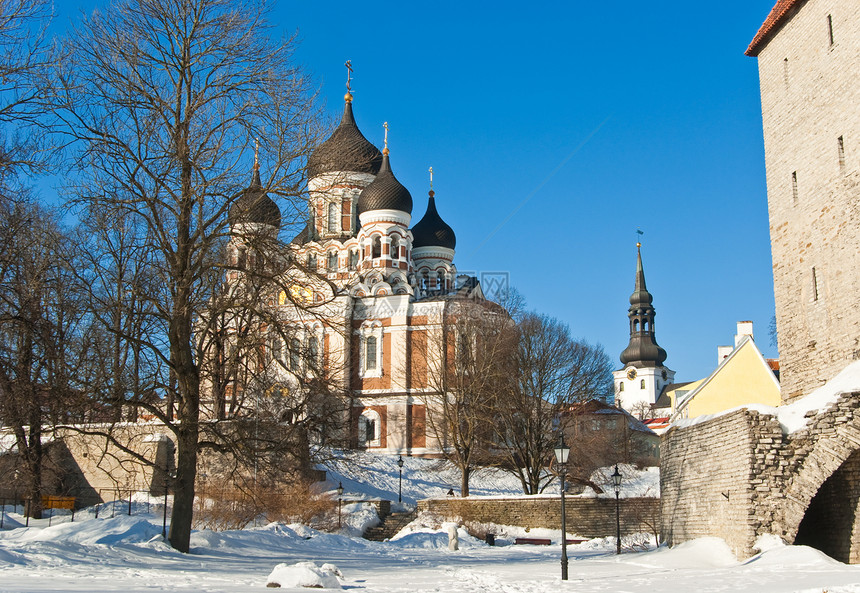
xmin=661 ymin=391 xmax=860 ymax=562
xmin=755 ymin=0 xmax=860 ymax=401
xmin=418 ymin=496 xmax=660 ymax=540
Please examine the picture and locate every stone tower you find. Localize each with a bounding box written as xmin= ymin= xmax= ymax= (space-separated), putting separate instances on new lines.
xmin=746 ymin=0 xmax=860 ymax=402
xmin=613 ymin=244 xmax=674 ymax=417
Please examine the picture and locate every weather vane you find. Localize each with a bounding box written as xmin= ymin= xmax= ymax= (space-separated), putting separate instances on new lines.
xmin=636 ymin=228 xmax=644 ymax=248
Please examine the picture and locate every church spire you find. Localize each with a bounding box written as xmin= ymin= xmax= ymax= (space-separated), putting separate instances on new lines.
xmin=620 ymin=243 xmax=667 ymax=367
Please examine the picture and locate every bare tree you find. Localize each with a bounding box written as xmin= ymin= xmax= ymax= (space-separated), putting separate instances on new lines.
xmin=0 ymin=200 xmax=87 ymax=517
xmin=51 ymin=0 xmax=321 ymax=552
xmin=0 ymin=0 xmax=54 ymax=187
xmin=417 ymin=298 xmax=515 ymax=497
xmin=491 ymin=312 xmax=614 ymax=494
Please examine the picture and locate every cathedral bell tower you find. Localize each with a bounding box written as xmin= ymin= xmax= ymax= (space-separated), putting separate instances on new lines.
xmin=613 ymin=243 xmax=674 ymax=417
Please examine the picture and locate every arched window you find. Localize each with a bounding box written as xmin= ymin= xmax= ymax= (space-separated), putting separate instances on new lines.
xmin=390 ymin=236 xmax=399 ymax=260
xmin=437 ymin=271 xmax=445 ymax=291
xmin=365 ymin=335 xmax=377 ymax=370
xmin=290 ymin=338 xmax=301 ymax=372
xmin=348 ymin=250 xmax=359 ymax=271
xmin=327 ymin=202 xmax=338 ymax=233
xmin=308 ymin=335 xmax=319 ymax=370
xmin=640 ymin=379 xmax=645 ymax=390
xmin=619 ymin=382 xmax=625 ymax=392
xmin=271 ymin=337 xmax=282 ymax=363
xmin=633 ymin=319 xmax=640 ymax=332
xmin=327 ymin=251 xmax=337 ymax=271
xmin=372 ymin=236 xmax=381 ymax=259
xmin=643 ymin=320 xmax=649 ymax=332
xmin=358 ymin=411 xmax=381 ymax=447
xmin=307 ymin=253 xmax=317 ymax=269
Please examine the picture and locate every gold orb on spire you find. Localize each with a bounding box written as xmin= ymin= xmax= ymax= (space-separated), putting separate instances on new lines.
xmin=344 ymin=92 xmax=353 ymax=103
xmin=637 ymin=241 xmax=642 ymax=249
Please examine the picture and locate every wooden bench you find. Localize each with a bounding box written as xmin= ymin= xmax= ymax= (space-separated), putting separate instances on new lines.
xmin=41 ymin=496 xmax=75 ymax=510
xmin=515 ymin=537 xmax=551 ymax=545
xmin=514 ymin=537 xmax=586 ymax=546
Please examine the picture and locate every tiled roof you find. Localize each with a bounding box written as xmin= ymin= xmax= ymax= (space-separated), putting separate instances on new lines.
xmin=746 ymin=0 xmax=806 ymax=56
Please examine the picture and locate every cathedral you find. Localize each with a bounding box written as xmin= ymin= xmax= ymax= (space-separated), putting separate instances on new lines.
xmin=216 ymin=80 xmax=486 ymax=457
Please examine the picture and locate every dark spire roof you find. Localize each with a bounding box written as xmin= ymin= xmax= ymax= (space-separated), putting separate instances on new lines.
xmin=357 ymin=152 xmax=413 ymax=215
xmin=412 ymin=191 xmax=456 ymax=250
xmin=229 ymin=165 xmax=281 ymax=228
xmin=620 ymin=245 xmax=667 ymax=368
xmin=307 ymin=100 xmax=383 ymax=179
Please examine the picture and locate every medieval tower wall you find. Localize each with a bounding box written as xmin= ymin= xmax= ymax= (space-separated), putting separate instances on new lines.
xmin=752 ymin=0 xmax=860 ymax=401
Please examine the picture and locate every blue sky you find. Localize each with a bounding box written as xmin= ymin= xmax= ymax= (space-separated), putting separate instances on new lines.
xmin=55 ymin=1 xmax=780 ymax=383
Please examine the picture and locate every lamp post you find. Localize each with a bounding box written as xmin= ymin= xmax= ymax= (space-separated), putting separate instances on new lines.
xmin=337 ymin=482 xmax=344 ymax=528
xmin=612 ymin=464 xmax=623 ymax=555
xmin=397 ymin=455 xmax=404 ymax=504
xmin=554 ymin=436 xmax=571 ymax=581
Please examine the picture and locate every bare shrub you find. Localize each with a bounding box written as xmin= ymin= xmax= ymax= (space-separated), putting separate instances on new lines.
xmin=193 ymin=482 xmax=335 ymax=531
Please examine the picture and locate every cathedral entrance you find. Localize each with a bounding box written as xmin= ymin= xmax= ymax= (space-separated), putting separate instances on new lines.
xmin=794 ymin=449 xmax=860 ymax=563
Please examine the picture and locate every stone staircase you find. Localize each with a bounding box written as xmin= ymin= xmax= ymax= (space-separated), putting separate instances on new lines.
xmin=363 ymin=508 xmax=418 ymax=542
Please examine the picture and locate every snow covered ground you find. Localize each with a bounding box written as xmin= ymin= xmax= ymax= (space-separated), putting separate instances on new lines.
xmin=1 ymin=455 xmax=858 ymax=592
xmin=2 ymin=508 xmax=860 ymax=592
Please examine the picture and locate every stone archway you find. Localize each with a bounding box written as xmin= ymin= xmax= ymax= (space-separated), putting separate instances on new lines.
xmin=777 ymin=412 xmax=860 ymax=563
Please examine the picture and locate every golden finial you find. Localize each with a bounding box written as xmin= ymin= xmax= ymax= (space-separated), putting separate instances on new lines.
xmin=344 ymin=60 xmax=354 ymax=103
xmin=429 ymin=166 xmax=434 ymax=197
xmin=383 ymin=121 xmax=389 ymax=156
xmin=254 ymin=137 xmax=260 ymax=171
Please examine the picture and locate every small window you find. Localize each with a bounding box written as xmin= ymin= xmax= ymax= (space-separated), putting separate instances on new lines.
xmin=390 ymin=236 xmax=399 ymax=260
xmin=619 ymin=382 xmax=625 ymax=392
xmin=348 ymin=250 xmax=358 ymax=270
xmin=633 ymin=319 xmax=640 ymax=332
xmin=838 ymin=136 xmax=845 ymax=171
xmin=327 ymin=202 xmax=338 ymax=233
xmin=372 ymin=237 xmax=381 ymax=259
xmin=327 ymin=251 xmax=337 ymax=271
xmin=365 ymin=336 xmax=377 ymax=370
xmin=308 ymin=336 xmax=319 ymax=370
xmin=307 ymin=253 xmax=317 ymax=269
xmin=791 ymin=171 xmax=798 ymax=203
xmin=640 ymin=379 xmax=646 ymax=390
xmin=827 ymin=14 xmax=834 ymax=47
xmin=812 ymin=267 xmax=819 ymax=301
xmin=289 ymin=338 xmax=301 ymax=372
xmin=783 ymin=58 xmax=789 ymax=88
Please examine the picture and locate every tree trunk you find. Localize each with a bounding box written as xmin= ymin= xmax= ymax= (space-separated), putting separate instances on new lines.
xmin=460 ymin=465 xmax=470 ymax=497
xmin=168 ymin=423 xmax=198 ymax=553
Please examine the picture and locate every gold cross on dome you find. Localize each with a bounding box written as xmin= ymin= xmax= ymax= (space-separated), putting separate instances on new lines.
xmin=254 ymin=137 xmax=259 ymax=170
xmin=429 ymin=166 xmax=433 ymax=190
xmin=383 ymin=121 xmax=389 ymax=151
xmin=345 ymin=60 xmax=353 ymax=93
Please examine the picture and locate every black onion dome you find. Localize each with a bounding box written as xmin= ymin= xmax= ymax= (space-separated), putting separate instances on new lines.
xmin=411 ymin=192 xmax=456 ymax=249
xmin=357 ymin=153 xmax=413 ymax=215
xmin=229 ymin=168 xmax=281 ymax=228
xmin=307 ymin=102 xmax=383 ymax=179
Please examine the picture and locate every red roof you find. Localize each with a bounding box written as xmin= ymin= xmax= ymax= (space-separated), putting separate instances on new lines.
xmin=746 ymin=0 xmax=806 ymax=57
